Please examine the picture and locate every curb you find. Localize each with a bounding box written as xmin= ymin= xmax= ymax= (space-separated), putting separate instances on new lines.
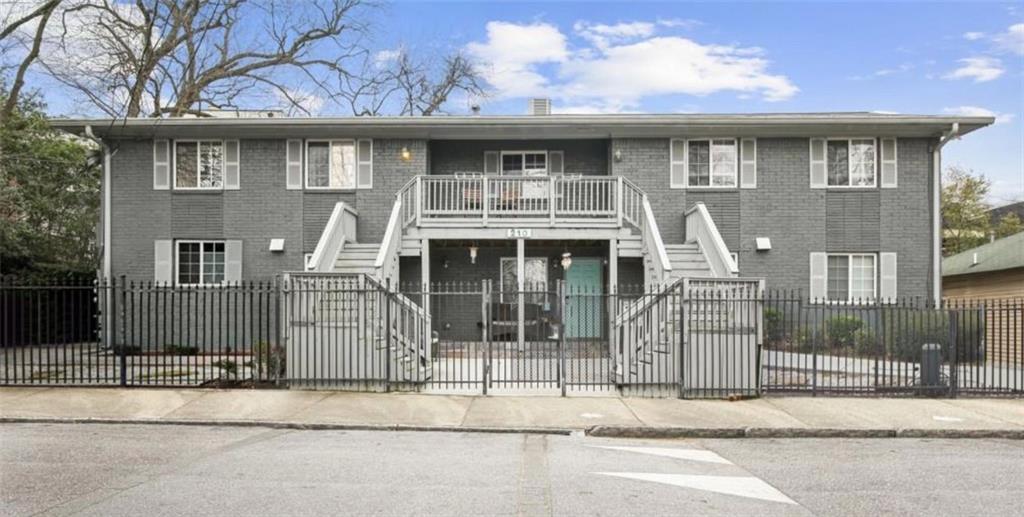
xmin=0 ymin=417 xmax=575 ymax=436
xmin=3 ymin=418 xmax=1022 ymax=439
xmin=585 ymin=425 xmax=1024 ymax=439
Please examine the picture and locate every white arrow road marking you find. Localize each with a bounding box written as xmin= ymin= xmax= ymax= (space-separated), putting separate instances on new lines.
xmin=596 ymin=472 xmax=797 ymax=505
xmin=589 ymin=445 xmax=733 ymax=465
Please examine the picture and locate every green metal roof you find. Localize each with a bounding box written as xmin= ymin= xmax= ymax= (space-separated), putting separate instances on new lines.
xmin=943 ymin=231 xmax=1024 ymax=277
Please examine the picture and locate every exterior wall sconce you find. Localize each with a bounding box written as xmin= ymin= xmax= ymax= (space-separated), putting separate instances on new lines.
xmin=613 ymin=149 xmax=623 ymax=162
xmin=755 ymin=237 xmax=772 ymax=251
xmin=400 ymin=146 xmax=412 ymax=162
xmin=560 ymin=252 xmax=572 ymax=270
xmin=469 ymin=245 xmax=478 ymax=264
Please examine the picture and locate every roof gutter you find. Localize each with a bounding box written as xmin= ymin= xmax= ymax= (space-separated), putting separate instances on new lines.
xmin=932 ymin=122 xmax=960 ymax=306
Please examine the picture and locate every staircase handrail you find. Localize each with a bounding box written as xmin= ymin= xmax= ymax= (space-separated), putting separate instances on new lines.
xmin=641 ymin=196 xmax=672 ymax=286
xmin=374 ymin=200 xmax=404 ymax=283
xmin=308 ymin=201 xmax=358 ymax=273
xmin=685 ymin=202 xmax=738 ymax=278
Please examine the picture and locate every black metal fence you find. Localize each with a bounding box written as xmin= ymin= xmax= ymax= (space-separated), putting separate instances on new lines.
xmin=1 ymin=276 xmax=1021 ymax=397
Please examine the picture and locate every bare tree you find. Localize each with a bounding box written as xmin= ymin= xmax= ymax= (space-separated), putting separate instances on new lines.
xmin=337 ymin=47 xmax=486 ymax=116
xmin=39 ymin=0 xmax=373 ymax=118
xmin=0 ymin=0 xmax=62 ymax=120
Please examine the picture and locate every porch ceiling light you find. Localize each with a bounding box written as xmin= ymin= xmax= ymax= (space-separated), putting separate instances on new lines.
xmin=561 ymin=252 xmax=572 ymax=270
xmin=469 ymin=245 xmax=478 ymax=264
xmin=400 ymin=146 xmax=412 ymax=162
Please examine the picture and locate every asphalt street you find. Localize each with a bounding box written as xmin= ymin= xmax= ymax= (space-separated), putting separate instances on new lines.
xmin=1 ymin=423 xmax=1022 ymax=516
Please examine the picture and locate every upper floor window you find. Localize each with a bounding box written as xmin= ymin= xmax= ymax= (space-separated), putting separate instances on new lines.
xmin=827 ymin=253 xmax=876 ymax=302
xmin=176 ymin=240 xmax=225 ymax=286
xmin=306 ymin=140 xmax=356 ymax=189
xmin=827 ymin=138 xmax=875 ymax=187
xmin=175 ymin=140 xmax=223 ymax=189
xmin=687 ymin=139 xmax=737 ymax=187
xmin=501 ymin=151 xmax=547 ymax=176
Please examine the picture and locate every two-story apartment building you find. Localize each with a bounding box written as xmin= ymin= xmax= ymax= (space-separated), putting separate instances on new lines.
xmin=54 ymin=110 xmax=990 ymax=304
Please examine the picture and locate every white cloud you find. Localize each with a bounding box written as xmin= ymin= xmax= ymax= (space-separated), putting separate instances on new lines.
xmin=963 ymin=31 xmax=986 ymax=41
xmin=574 ymin=21 xmax=655 ymax=48
xmin=944 ymin=56 xmax=1005 ymax=82
xmin=374 ymin=49 xmax=401 ymax=64
xmin=274 ymin=87 xmax=324 ymax=115
xmin=993 ymin=23 xmax=1024 ymax=55
xmin=466 ymin=20 xmax=797 ymax=107
xmin=943 ymin=106 xmax=1015 ymax=124
xmin=466 ymin=21 xmax=568 ymax=99
xmin=656 ymin=18 xmax=702 ymax=30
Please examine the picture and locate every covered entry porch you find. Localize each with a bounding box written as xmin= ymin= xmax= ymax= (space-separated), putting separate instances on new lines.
xmin=399 ymin=239 xmax=641 ymax=393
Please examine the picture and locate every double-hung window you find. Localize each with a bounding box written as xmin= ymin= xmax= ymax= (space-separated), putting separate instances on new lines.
xmin=176 ymin=241 xmax=225 ymax=286
xmin=306 ymin=140 xmax=356 ymax=189
xmin=687 ymin=139 xmax=737 ymax=187
xmin=827 ymin=138 xmax=876 ymax=187
xmin=501 ymin=151 xmax=547 ymax=176
xmin=175 ymin=140 xmax=224 ymax=189
xmin=826 ymin=253 xmax=876 ymax=302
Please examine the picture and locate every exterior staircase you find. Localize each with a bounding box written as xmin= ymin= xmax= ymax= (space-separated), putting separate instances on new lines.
xmin=664 ymin=243 xmax=714 ymax=282
xmin=333 ymin=243 xmax=380 ymax=276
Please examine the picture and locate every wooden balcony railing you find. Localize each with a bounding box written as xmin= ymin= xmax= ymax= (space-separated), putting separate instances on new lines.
xmin=397 ymin=174 xmax=644 ymax=228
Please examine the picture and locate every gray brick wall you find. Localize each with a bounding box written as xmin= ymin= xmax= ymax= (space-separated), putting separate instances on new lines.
xmin=108 ymin=134 xmax=935 ymax=300
xmin=430 ymin=139 xmax=608 ymax=176
xmin=108 ymin=137 xmax=426 ymax=282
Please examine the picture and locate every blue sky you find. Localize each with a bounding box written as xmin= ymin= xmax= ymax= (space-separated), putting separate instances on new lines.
xmin=29 ymin=1 xmax=1024 ymax=204
xmin=367 ymin=1 xmax=1023 ymax=204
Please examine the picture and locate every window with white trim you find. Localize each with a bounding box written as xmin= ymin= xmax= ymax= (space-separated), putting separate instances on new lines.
xmin=175 ymin=140 xmax=224 ymax=189
xmin=826 ymin=253 xmax=876 ymax=302
xmin=500 ymin=151 xmax=547 ymax=176
xmin=688 ymin=139 xmax=737 ymax=187
xmin=306 ymin=140 xmax=356 ymax=189
xmin=827 ymin=138 xmax=876 ymax=187
xmin=176 ymin=241 xmax=225 ymax=286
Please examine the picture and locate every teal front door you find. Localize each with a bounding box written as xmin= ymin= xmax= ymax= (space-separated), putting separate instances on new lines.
xmin=564 ymin=258 xmax=603 ymax=338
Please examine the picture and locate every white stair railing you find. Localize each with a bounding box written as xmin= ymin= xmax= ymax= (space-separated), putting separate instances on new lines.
xmin=308 ymin=202 xmax=358 ymax=272
xmin=684 ymin=203 xmax=738 ymax=278
xmin=374 ymin=199 xmax=404 ymax=285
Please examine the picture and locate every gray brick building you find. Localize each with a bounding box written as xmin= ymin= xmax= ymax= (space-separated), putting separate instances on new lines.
xmin=54 ymin=112 xmax=992 ymax=310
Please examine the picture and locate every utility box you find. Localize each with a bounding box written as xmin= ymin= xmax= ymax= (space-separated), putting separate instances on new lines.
xmin=920 ymin=343 xmax=943 ymax=388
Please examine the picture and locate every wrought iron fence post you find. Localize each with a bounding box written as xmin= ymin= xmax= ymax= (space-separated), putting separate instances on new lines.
xmin=481 ymin=279 xmax=489 ymax=396
xmin=677 ymin=282 xmax=686 ymax=400
xmin=949 ymin=307 xmax=959 ymax=398
xmin=118 ymin=275 xmax=127 ymax=387
xmin=558 ymin=279 xmax=566 ymax=397
xmin=385 ymin=278 xmax=392 ymax=393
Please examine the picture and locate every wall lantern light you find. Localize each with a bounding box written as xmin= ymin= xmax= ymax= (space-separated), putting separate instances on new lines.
xmin=400 ymin=146 xmax=412 ymax=162
xmin=469 ymin=245 xmax=479 ymax=264
xmin=560 ymin=252 xmax=572 ymax=270
xmin=613 ymin=149 xmax=623 ymax=162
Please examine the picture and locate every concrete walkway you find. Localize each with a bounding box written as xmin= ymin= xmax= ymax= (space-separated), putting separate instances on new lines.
xmin=1 ymin=387 xmax=1022 ymax=438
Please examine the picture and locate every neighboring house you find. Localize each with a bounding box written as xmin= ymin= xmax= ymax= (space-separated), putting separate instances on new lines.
xmin=989 ymin=200 xmax=1024 ymax=227
xmin=943 ymin=231 xmax=1024 ymax=300
xmin=943 ymin=232 xmax=1024 ymax=365
xmin=51 ymin=108 xmax=991 ymax=308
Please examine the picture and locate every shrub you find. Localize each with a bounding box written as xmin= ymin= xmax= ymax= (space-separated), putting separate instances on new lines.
xmin=824 ymin=316 xmax=864 ymax=349
xmin=212 ymin=359 xmax=238 ymax=379
xmin=763 ymin=308 xmax=785 ymax=346
xmin=250 ymin=341 xmax=286 ymax=379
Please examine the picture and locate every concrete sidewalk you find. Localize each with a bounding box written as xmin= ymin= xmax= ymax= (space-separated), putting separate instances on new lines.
xmin=1 ymin=387 xmax=1022 ymax=438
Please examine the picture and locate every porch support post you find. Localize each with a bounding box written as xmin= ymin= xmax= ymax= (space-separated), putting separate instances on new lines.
xmin=608 ymin=239 xmax=618 ymax=357
xmin=517 ymin=238 xmax=525 ymax=351
xmin=421 ymin=238 xmax=431 ymax=355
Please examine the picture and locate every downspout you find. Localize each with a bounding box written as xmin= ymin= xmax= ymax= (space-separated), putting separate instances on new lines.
xmin=85 ymin=125 xmax=111 ymax=281
xmin=932 ymin=122 xmax=960 ymax=307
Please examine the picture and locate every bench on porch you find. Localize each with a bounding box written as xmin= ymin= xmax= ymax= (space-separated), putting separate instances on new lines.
xmin=479 ymin=302 xmax=554 ymax=342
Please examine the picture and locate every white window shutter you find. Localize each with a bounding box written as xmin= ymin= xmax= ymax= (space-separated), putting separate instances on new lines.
xmin=809 ymin=252 xmax=827 ymax=302
xmin=224 ymin=140 xmax=240 ymax=190
xmin=225 ymin=240 xmax=243 ymax=283
xmin=357 ymin=139 xmax=373 ymax=189
xmin=809 ymin=138 xmax=827 ymax=188
xmin=154 ymin=240 xmax=173 ymax=284
xmin=740 ymin=138 xmax=757 ymax=189
xmin=153 ymin=139 xmax=170 ymax=190
xmin=286 ymin=139 xmax=303 ymax=190
xmin=670 ymin=138 xmax=687 ymax=188
xmin=880 ymin=138 xmax=898 ymax=188
xmin=548 ymin=150 xmax=564 ymax=174
xmin=880 ymin=252 xmax=897 ymax=303
xmin=484 ymin=151 xmax=499 ymax=174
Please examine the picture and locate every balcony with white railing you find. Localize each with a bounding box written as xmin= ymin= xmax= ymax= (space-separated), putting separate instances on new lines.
xmin=398 ymin=174 xmax=645 ymax=229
